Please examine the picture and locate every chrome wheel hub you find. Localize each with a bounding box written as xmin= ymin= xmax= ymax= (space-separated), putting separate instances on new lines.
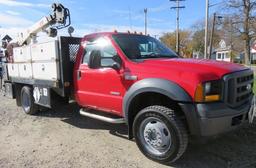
xmin=22 ymin=92 xmax=31 ymax=112
xmin=140 ymin=117 xmax=172 ymax=156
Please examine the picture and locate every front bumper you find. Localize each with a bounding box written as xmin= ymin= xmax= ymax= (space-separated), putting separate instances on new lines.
xmin=179 ymin=96 xmax=254 ymax=137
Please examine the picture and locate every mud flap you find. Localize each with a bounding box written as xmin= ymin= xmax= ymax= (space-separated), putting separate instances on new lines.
xmin=4 ymin=82 xmax=15 ymax=99
xmin=33 ymin=86 xmax=51 ymax=108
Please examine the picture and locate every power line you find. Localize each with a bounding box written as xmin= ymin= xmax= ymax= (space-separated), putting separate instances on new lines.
xmin=170 ymin=0 xmax=185 ymax=56
xmin=209 ymin=1 xmax=225 ymax=7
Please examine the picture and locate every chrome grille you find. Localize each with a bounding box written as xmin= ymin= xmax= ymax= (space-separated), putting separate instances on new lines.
xmin=223 ymin=70 xmax=254 ymax=107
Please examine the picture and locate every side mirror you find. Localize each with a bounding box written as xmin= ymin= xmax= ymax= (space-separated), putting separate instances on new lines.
xmin=88 ymin=50 xmax=101 ymax=69
xmin=101 ymin=55 xmax=122 ymax=70
xmin=111 ymin=62 xmax=121 ymax=70
xmin=68 ymin=26 xmax=74 ymax=37
xmin=111 ymin=55 xmax=122 ymax=70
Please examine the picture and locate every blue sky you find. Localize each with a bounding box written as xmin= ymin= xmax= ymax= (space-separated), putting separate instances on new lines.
xmin=0 ymin=0 xmax=222 ymax=38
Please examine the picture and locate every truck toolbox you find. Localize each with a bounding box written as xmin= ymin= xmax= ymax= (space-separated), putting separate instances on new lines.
xmin=7 ymin=63 xmax=19 ymax=77
xmin=32 ymin=62 xmax=59 ymax=80
xmin=31 ymin=41 xmax=59 ymax=61
xmin=13 ymin=46 xmax=31 ymax=63
xmin=18 ymin=63 xmax=33 ymax=79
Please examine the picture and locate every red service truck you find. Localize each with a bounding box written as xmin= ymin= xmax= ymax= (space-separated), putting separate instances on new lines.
xmin=2 ymin=3 xmax=255 ymax=164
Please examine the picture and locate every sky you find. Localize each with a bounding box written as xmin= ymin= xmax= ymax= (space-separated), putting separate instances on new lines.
xmin=0 ymin=0 xmax=223 ymax=40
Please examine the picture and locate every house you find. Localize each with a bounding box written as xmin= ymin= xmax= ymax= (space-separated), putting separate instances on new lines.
xmin=235 ymin=41 xmax=256 ymax=64
xmin=215 ymin=40 xmax=231 ymax=62
xmin=1 ymin=35 xmax=12 ymax=48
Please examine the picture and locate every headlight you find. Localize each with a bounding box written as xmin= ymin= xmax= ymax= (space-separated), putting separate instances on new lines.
xmin=194 ymin=80 xmax=222 ymax=102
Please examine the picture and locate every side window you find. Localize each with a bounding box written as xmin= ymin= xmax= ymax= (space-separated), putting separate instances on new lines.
xmin=82 ymin=43 xmax=94 ymax=64
xmin=82 ymin=37 xmax=119 ymax=68
xmin=82 ymin=37 xmax=99 ymax=65
xmin=217 ymin=53 xmax=221 ymax=59
xmin=94 ymin=37 xmax=118 ymax=67
xmin=102 ymin=39 xmax=117 ymax=66
xmin=222 ymin=53 xmax=225 ymax=59
xmin=102 ymin=41 xmax=117 ymax=57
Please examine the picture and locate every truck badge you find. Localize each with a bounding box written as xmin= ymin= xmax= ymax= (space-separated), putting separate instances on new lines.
xmin=33 ymin=87 xmax=41 ymax=103
xmin=246 ymin=84 xmax=252 ymax=91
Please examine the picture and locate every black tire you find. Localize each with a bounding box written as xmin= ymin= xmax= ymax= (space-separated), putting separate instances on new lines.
xmin=20 ymin=86 xmax=38 ymax=115
xmin=133 ymin=105 xmax=188 ymax=164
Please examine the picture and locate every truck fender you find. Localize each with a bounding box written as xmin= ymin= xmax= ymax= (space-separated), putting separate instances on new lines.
xmin=123 ymin=78 xmax=192 ymax=122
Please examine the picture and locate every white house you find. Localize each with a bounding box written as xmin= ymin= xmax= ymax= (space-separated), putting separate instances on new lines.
xmin=215 ymin=40 xmax=231 ymax=62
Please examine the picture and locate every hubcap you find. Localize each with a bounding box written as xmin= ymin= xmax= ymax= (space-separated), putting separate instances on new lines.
xmin=22 ymin=91 xmax=31 ymax=112
xmin=139 ymin=117 xmax=172 ymax=156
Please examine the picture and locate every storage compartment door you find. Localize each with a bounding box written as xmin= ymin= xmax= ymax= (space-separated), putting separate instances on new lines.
xmin=19 ymin=63 xmax=32 ymax=78
xmin=32 ymin=62 xmax=59 ymax=80
xmin=13 ymin=46 xmax=31 ymax=63
xmin=7 ymin=63 xmax=19 ymax=77
xmin=31 ymin=41 xmax=59 ymax=61
xmin=13 ymin=47 xmax=22 ymax=62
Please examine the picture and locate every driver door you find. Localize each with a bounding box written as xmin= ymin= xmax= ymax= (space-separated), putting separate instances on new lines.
xmin=76 ymin=37 xmax=125 ymax=115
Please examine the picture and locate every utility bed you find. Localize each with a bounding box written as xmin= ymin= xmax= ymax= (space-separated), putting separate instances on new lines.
xmin=7 ymin=36 xmax=81 ymax=103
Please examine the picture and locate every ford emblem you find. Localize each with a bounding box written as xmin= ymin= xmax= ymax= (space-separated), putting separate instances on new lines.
xmin=247 ymin=84 xmax=252 ymax=91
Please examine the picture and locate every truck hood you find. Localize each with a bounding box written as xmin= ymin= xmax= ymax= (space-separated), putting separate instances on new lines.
xmin=136 ymin=58 xmax=248 ymax=79
xmin=128 ymin=58 xmax=250 ymax=99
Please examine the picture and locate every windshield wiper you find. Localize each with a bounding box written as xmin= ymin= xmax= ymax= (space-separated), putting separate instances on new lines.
xmin=140 ymin=53 xmax=177 ymax=59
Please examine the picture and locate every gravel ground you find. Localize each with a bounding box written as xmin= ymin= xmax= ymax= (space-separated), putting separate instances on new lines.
xmin=0 ymin=94 xmax=256 ymax=168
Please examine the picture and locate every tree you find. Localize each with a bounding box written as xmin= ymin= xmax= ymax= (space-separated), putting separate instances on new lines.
xmin=190 ymin=19 xmax=221 ymax=57
xmin=190 ymin=30 xmax=204 ymax=54
xmin=160 ymin=30 xmax=193 ymax=58
xmin=225 ymin=0 xmax=256 ymax=64
xmin=160 ymin=32 xmax=176 ymax=51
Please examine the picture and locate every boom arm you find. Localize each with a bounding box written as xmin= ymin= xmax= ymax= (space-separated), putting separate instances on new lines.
xmin=18 ymin=3 xmax=70 ymax=46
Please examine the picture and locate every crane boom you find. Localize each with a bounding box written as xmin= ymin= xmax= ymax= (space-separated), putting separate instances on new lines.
xmin=17 ymin=3 xmax=70 ymax=46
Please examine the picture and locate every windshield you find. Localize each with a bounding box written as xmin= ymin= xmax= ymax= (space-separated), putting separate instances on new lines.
xmin=112 ymin=34 xmax=178 ymax=61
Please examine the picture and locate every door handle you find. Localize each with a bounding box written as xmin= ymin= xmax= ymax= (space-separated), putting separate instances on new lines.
xmin=77 ymin=70 xmax=82 ymax=80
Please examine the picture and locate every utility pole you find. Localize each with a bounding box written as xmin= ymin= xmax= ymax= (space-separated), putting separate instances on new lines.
xmin=204 ymin=0 xmax=209 ymax=59
xmin=144 ymin=8 xmax=148 ymax=35
xmin=209 ymin=13 xmax=223 ymax=59
xmin=230 ymin=19 xmax=234 ymax=62
xmin=209 ymin=13 xmax=216 ymax=60
xmin=170 ymin=0 xmax=185 ymax=56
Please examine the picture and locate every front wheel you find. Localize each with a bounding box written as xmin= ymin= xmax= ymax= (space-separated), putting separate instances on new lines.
xmin=133 ymin=105 xmax=188 ymax=164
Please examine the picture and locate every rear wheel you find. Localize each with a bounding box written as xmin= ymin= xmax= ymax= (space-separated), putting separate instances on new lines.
xmin=133 ymin=105 xmax=188 ymax=164
xmin=20 ymin=86 xmax=38 ymax=115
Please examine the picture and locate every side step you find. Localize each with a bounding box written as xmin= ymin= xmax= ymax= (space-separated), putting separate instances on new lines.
xmin=80 ymin=109 xmax=125 ymax=124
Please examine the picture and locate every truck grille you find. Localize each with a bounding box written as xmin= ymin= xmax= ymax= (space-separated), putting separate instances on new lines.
xmin=223 ymin=70 xmax=254 ymax=107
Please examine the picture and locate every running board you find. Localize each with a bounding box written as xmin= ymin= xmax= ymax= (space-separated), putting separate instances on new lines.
xmin=80 ymin=109 xmax=125 ymax=124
